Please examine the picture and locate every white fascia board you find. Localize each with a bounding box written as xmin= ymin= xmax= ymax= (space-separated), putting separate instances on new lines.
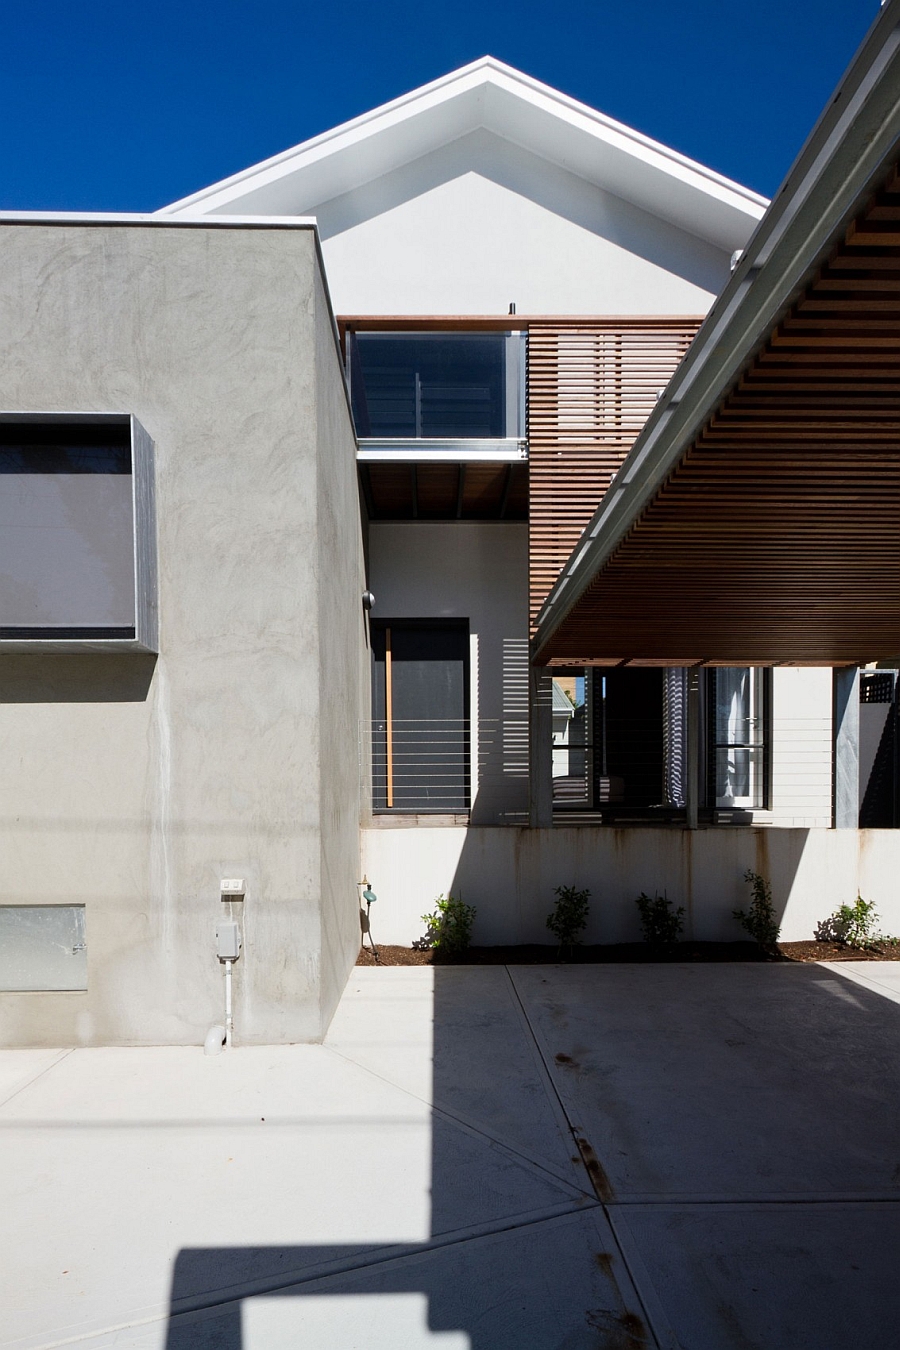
xmin=160 ymin=66 xmax=494 ymax=216
xmin=480 ymin=76 xmax=766 ymax=248
xmin=159 ymin=57 xmax=765 ymax=249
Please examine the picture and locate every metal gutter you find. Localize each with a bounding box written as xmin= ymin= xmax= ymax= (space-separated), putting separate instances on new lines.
xmin=531 ymin=0 xmax=900 ymax=662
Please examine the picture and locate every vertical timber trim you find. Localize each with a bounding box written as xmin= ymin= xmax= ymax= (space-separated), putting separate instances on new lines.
xmin=385 ymin=626 xmax=393 ymax=808
xmin=834 ymin=666 xmax=860 ymax=828
xmin=527 ymin=318 xmax=702 ymax=630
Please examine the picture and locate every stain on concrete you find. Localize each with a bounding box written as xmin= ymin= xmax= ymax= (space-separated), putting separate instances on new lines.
xmin=574 ymin=1133 xmax=616 ymax=1202
xmin=754 ymin=828 xmax=770 ymax=889
xmin=556 ymin=1051 xmax=578 ymax=1067
xmin=585 ymin=1306 xmax=648 ymax=1348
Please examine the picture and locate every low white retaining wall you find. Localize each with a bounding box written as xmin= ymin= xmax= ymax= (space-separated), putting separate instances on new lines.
xmin=360 ymin=826 xmax=900 ymax=947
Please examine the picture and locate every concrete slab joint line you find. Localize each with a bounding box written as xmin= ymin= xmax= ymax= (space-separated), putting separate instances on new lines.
xmin=503 ymin=966 xmax=662 ymax=1344
xmin=7 ymin=964 xmax=900 ymax=1347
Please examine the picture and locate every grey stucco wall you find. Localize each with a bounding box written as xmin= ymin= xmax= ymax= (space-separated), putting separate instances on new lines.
xmin=0 ymin=222 xmax=366 ymax=1045
xmin=312 ymin=264 xmax=370 ymax=1031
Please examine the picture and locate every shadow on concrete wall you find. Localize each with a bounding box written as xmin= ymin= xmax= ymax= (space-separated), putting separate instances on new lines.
xmin=163 ymin=956 xmax=900 ymax=1348
xmin=443 ymin=823 xmax=809 ymax=947
xmin=0 ymin=653 xmax=156 ymax=702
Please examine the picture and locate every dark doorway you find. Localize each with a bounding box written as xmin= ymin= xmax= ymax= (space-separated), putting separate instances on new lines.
xmin=372 ymin=621 xmax=470 ymax=812
xmin=860 ymin=670 xmax=900 ymax=827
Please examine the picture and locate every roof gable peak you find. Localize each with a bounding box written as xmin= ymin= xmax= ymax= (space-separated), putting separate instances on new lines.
xmin=160 ymin=58 xmax=765 ymax=251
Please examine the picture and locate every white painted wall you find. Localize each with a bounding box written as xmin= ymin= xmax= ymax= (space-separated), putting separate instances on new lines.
xmin=759 ymin=668 xmax=833 ymax=828
xmin=367 ymin=522 xmax=529 ymax=822
xmin=318 ymin=130 xmax=729 ymax=315
xmin=362 ymin=824 xmax=900 ymax=947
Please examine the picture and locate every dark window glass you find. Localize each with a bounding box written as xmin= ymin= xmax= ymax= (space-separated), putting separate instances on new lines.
xmin=0 ymin=421 xmax=135 ymax=633
xmin=350 ymin=334 xmax=513 ymax=438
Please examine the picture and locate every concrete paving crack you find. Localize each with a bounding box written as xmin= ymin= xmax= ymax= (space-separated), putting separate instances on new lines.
xmin=504 ymin=967 xmax=663 ymax=1350
xmin=322 ymin=1041 xmax=593 ymax=1198
xmin=0 ymin=1049 xmax=73 ymax=1112
xmin=160 ymin=1201 xmax=602 ymax=1330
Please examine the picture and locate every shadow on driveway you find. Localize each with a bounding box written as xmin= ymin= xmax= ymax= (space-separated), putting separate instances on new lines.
xmin=165 ymin=963 xmax=900 ymax=1348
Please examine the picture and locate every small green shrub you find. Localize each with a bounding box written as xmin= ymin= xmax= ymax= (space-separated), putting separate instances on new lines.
xmin=815 ymin=896 xmax=880 ymax=949
xmin=636 ymin=891 xmax=684 ymax=949
xmin=417 ymin=894 xmax=476 ymax=954
xmin=733 ymin=870 xmax=781 ymax=950
xmin=546 ymin=885 xmax=591 ymax=952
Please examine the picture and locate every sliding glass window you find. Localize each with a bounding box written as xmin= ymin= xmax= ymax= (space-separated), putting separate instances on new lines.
xmin=348 ymin=332 xmax=524 ymax=440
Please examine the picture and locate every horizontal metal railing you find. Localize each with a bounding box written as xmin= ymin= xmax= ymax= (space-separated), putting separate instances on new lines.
xmin=362 ymin=718 xmax=528 ymax=814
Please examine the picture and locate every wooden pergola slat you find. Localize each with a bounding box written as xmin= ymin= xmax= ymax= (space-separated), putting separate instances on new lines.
xmin=535 ymin=153 xmax=900 ymax=667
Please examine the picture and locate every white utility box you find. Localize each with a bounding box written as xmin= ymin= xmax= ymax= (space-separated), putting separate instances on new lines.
xmin=215 ymin=921 xmax=242 ymax=960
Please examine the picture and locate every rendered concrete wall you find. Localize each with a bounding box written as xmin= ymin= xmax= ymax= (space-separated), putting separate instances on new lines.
xmin=361 ymin=824 xmax=900 ymax=947
xmin=366 ymin=522 xmax=529 ymax=822
xmin=0 ymin=222 xmax=365 ymax=1047
xmin=316 ymin=130 xmax=729 ymax=315
xmin=313 ymin=263 xmax=371 ymax=1030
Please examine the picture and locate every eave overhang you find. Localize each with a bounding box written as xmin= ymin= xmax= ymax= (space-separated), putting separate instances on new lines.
xmin=158 ymin=58 xmax=765 ymax=252
xmin=532 ymin=0 xmax=900 ymax=670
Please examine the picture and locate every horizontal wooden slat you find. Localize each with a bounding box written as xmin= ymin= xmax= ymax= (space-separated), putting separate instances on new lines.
xmin=527 ymin=319 xmax=701 ymax=626
xmin=539 ymin=157 xmax=900 ymax=666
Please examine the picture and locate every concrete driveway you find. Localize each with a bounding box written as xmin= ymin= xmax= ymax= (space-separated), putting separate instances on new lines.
xmin=3 ymin=961 xmax=900 ymax=1348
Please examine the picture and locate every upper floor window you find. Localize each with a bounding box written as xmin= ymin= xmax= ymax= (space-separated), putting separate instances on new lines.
xmin=347 ymin=332 xmax=525 ymax=441
xmin=0 ymin=414 xmax=157 ymax=652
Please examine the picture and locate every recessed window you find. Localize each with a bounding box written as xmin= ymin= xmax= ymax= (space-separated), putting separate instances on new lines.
xmin=0 ymin=415 xmax=156 ymax=650
xmin=348 ymin=332 xmax=524 ymax=441
xmin=550 ymin=667 xmax=770 ymax=818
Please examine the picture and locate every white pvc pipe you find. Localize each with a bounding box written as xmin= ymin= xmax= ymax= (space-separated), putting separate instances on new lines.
xmin=204 ymin=1024 xmax=225 ymax=1055
xmin=224 ymin=959 xmax=233 ymax=1049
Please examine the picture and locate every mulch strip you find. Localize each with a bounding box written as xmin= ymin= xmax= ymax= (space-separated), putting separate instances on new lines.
xmin=357 ymin=940 xmax=900 ymax=966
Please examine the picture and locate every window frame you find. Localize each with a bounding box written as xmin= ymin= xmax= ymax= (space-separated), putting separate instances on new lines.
xmin=0 ymin=412 xmax=157 ymax=653
xmin=705 ymin=667 xmax=771 ymax=812
xmin=347 ymin=330 xmax=527 ymax=453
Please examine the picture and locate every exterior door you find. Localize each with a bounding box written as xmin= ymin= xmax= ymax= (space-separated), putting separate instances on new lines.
xmin=372 ymin=622 xmax=469 ymax=811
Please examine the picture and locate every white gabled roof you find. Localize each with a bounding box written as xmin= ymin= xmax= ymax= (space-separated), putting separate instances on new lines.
xmin=159 ymin=57 xmax=766 ymax=251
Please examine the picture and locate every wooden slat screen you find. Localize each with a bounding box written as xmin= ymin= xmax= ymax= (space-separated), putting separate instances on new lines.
xmin=527 ymin=319 xmax=701 ymax=627
xmin=535 ymin=161 xmax=900 ymax=667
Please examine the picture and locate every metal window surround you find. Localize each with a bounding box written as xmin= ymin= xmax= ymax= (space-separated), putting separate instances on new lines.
xmin=0 ymin=412 xmax=158 ymax=654
xmin=357 ymin=439 xmax=527 ymax=462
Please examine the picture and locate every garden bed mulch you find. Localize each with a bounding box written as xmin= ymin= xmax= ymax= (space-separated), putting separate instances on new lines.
xmin=357 ymin=940 xmax=900 ymax=966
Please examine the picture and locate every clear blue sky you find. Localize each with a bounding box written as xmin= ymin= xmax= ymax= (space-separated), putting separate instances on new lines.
xmin=0 ymin=0 xmax=881 ymax=212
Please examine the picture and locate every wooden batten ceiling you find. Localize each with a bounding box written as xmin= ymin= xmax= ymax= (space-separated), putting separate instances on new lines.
xmin=537 ymin=162 xmax=900 ymax=668
xmin=362 ymin=461 xmax=527 ymax=521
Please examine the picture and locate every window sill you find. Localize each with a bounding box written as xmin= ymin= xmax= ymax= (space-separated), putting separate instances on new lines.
xmin=358 ymin=439 xmax=526 ymax=462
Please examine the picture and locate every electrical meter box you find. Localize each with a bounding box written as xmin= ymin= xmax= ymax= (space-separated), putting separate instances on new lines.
xmin=215 ymin=921 xmax=242 ymax=960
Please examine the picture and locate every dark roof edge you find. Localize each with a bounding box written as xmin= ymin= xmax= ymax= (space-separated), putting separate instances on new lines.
xmin=532 ymin=0 xmax=900 ymax=662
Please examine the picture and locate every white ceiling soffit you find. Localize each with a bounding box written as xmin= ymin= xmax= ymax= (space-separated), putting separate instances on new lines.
xmin=159 ymin=58 xmax=767 ymax=251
